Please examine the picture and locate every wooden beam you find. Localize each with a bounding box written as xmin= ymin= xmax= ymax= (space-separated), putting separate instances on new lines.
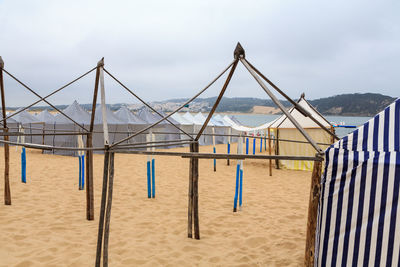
xmin=0 ymin=57 xmax=11 ymax=205
xmin=95 ymin=150 xmax=110 ymax=267
xmin=195 ymin=59 xmax=238 ymax=140
xmin=86 ymin=58 xmax=103 ymax=221
xmin=103 ymin=152 xmax=115 ymax=267
xmin=188 ymin=143 xmax=194 ymax=238
xmin=268 ymin=128 xmax=272 ymax=176
xmin=304 ymin=159 xmax=323 ymax=266
xmin=192 ymin=142 xmax=200 ymax=239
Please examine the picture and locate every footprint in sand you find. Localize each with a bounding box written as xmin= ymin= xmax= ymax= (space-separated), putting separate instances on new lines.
xmin=245 ymin=236 xmax=267 ymax=248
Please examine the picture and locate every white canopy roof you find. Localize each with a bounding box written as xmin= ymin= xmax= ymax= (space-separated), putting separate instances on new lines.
xmin=269 ymin=96 xmax=331 ymax=129
xmin=55 ymin=100 xmax=91 ymax=124
xmin=36 ymin=109 xmax=56 ymax=123
xmin=12 ymin=108 xmax=40 ymax=124
xmin=114 ymin=106 xmax=147 ymax=124
xmin=171 ymin=113 xmax=193 ymax=125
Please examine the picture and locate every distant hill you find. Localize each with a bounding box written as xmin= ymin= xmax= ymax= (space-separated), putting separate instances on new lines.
xmin=164 ymin=93 xmax=397 ymax=116
xmin=308 ymin=93 xmax=396 ymax=116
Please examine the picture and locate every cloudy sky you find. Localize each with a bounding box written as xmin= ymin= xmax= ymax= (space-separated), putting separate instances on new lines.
xmin=1 ymin=0 xmax=399 ymax=106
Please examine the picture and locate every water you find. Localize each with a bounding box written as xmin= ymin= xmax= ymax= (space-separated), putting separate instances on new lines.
xmin=231 ymin=114 xmax=371 ymax=138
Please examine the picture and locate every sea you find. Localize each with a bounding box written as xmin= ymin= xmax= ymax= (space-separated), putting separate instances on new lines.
xmin=231 ymin=114 xmax=371 ymax=138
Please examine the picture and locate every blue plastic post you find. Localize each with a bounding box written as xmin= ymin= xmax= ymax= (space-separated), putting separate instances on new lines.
xmin=239 ymin=168 xmax=243 ymax=208
xmin=246 ymin=138 xmax=249 ymax=155
xmin=151 ymin=158 xmax=155 ymax=198
xmin=213 ymin=147 xmax=216 ymax=172
xmin=260 ymin=138 xmax=262 ymax=152
xmin=147 ymin=161 xmax=151 ymax=198
xmin=78 ymin=156 xmax=82 ymax=189
xmin=233 ymin=164 xmax=240 ymax=212
xmin=253 ymin=138 xmax=256 ymax=155
xmin=81 ymin=155 xmax=85 ymax=189
xmin=21 ymin=147 xmax=26 ymax=183
xmin=264 ymin=135 xmax=267 ymax=151
xmin=227 ymin=143 xmax=231 ymax=166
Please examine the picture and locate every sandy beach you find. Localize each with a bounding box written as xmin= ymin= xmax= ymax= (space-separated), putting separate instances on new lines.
xmin=0 ymin=144 xmax=311 ymax=266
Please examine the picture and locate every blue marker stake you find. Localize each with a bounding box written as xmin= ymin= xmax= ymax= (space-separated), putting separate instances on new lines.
xmin=79 ymin=156 xmax=82 ymax=189
xmin=21 ymin=147 xmax=26 ymax=183
xmin=227 ymin=143 xmax=231 ymax=166
xmin=213 ymin=147 xmax=216 ymax=172
xmin=81 ymin=155 xmax=85 ymax=189
xmin=147 ymin=160 xmax=151 ymax=198
xmin=253 ymin=138 xmax=256 ymax=155
xmin=260 ymin=138 xmax=262 ymax=152
xmin=246 ymin=138 xmax=249 ymax=155
xmin=239 ymin=167 xmax=243 ymax=208
xmin=151 ymin=158 xmax=155 ymax=198
xmin=233 ymin=163 xmax=240 ymax=212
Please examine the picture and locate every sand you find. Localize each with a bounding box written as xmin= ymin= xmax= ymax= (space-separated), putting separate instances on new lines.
xmin=0 ymin=143 xmax=311 ymax=266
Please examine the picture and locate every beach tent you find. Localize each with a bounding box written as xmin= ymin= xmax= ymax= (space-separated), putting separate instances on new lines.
xmin=171 ymin=112 xmax=196 ymax=141
xmin=35 ymin=109 xmax=56 ymax=146
xmin=137 ymin=107 xmax=180 ymax=144
xmin=269 ymin=95 xmax=333 ymax=171
xmin=52 ymin=101 xmax=91 ymax=155
xmin=11 ymin=108 xmax=43 ymax=144
xmin=114 ymin=106 xmax=148 ymax=145
xmin=93 ymin=105 xmax=128 ymax=148
xmin=0 ymin=111 xmax=19 ymax=142
xmin=314 ymin=98 xmax=400 ymax=266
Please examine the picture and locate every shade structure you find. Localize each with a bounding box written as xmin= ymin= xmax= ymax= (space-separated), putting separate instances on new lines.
xmin=171 ymin=113 xmax=196 ymax=141
xmin=314 ymin=98 xmax=400 ymax=267
xmin=269 ymin=95 xmax=333 ymax=171
xmin=0 ymin=111 xmax=19 ymax=142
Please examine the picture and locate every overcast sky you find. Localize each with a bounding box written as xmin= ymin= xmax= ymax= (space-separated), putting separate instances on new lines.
xmin=1 ymin=0 xmax=399 ymax=106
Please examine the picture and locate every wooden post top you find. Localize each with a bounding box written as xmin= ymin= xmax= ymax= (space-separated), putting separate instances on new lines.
xmin=0 ymin=56 xmax=4 ymax=69
xmin=97 ymin=57 xmax=104 ymax=67
xmin=234 ymin=42 xmax=245 ymax=59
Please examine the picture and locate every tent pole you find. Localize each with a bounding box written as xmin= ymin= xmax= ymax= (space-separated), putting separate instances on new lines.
xmin=240 ymin=57 xmax=323 ymax=154
xmin=304 ymin=157 xmax=323 ymax=266
xmin=275 ymin=129 xmax=280 ymax=169
xmin=188 ymin=143 xmax=194 ymax=238
xmin=86 ymin=57 xmax=103 ymax=220
xmin=0 ymin=56 xmax=11 ymax=205
xmin=268 ymin=127 xmax=272 ymax=176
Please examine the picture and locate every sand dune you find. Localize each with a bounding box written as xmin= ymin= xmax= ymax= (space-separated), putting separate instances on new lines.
xmin=0 ymin=144 xmax=311 ymax=266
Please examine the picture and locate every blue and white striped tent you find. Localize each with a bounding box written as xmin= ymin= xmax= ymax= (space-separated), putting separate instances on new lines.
xmin=315 ymin=98 xmax=400 ymax=266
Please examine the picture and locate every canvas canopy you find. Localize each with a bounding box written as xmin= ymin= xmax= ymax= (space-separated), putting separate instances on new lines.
xmin=315 ymin=98 xmax=400 ymax=266
xmin=35 ymin=109 xmax=56 ymax=123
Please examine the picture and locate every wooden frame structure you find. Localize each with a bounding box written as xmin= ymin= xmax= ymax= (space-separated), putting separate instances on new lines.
xmin=0 ymin=44 xmax=339 ymax=266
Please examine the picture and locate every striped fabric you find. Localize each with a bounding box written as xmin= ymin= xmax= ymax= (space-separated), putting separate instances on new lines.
xmin=315 ymin=98 xmax=400 ymax=266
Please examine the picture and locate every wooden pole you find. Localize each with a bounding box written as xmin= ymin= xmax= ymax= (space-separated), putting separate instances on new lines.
xmin=304 ymin=158 xmax=323 ymax=266
xmin=275 ymin=129 xmax=280 ymax=169
xmin=187 ymin=143 xmax=194 ymax=238
xmin=86 ymin=58 xmax=103 ymax=221
xmin=330 ymin=126 xmax=335 ymax=144
xmin=268 ymin=128 xmax=272 ymax=176
xmin=192 ymin=141 xmax=200 ymax=239
xmin=103 ymin=152 xmax=115 ymax=267
xmin=0 ymin=57 xmax=11 ymax=205
xmin=95 ymin=150 xmax=110 ymax=267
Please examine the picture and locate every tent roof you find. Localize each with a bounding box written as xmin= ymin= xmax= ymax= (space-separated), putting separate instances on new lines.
xmin=114 ymin=106 xmax=147 ymax=124
xmin=11 ymin=108 xmax=40 ymax=124
xmin=55 ymin=100 xmax=91 ymax=124
xmin=94 ymin=105 xmax=124 ymax=124
xmin=137 ymin=107 xmax=165 ymax=124
xmin=171 ymin=113 xmax=193 ymax=125
xmin=0 ymin=111 xmax=18 ymax=124
xmin=332 ymin=98 xmax=400 ymax=152
xmin=183 ymin=112 xmax=203 ymax=125
xmin=194 ymin=112 xmax=215 ymax=126
xmin=36 ymin=109 xmax=56 ymax=123
xmin=269 ymin=96 xmax=331 ymax=129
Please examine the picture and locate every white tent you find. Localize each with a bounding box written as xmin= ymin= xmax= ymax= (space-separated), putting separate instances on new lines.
xmin=114 ymin=106 xmax=148 ymax=146
xmin=269 ymin=95 xmax=333 ymax=171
